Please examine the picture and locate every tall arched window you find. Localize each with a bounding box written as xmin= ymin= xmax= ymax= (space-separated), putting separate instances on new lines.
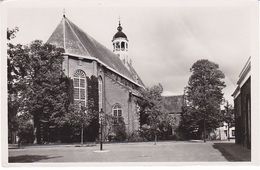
xmin=98 ymin=76 xmax=103 ymax=111
xmin=73 ymin=70 xmax=86 ymax=107
xmin=113 ymin=104 xmax=122 ymax=124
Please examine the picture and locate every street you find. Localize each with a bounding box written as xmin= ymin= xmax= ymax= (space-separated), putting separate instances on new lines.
xmin=8 ymin=140 xmax=250 ymax=163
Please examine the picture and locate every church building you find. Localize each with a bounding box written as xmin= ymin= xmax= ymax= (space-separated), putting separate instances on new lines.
xmin=47 ymin=14 xmax=145 ymax=141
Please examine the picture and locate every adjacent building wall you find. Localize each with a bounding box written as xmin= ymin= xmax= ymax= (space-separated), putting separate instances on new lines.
xmin=240 ymin=77 xmax=251 ymax=149
xmin=232 ymin=57 xmax=251 ymax=149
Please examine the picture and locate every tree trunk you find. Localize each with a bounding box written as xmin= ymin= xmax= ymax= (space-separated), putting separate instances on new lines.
xmin=227 ymin=123 xmax=230 ymax=141
xmin=81 ymin=124 xmax=84 ymax=146
xmin=154 ymin=133 xmax=157 ymax=145
xmin=203 ymin=118 xmax=206 ymax=143
xmin=33 ymin=126 xmax=37 ymax=144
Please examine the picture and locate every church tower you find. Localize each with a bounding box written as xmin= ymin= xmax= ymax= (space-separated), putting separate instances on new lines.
xmin=112 ymin=20 xmax=131 ymax=68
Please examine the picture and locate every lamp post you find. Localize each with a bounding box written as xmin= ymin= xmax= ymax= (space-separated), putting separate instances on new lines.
xmin=99 ymin=108 xmax=104 ymax=151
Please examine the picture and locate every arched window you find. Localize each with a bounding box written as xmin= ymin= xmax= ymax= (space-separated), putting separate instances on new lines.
xmin=98 ymin=76 xmax=103 ymax=111
xmin=113 ymin=104 xmax=122 ymax=124
xmin=116 ymin=42 xmax=120 ymax=51
xmin=73 ymin=70 xmax=86 ymax=107
xmin=121 ymin=42 xmax=125 ymax=50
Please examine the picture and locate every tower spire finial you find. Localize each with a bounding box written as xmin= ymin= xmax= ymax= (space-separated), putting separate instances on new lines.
xmin=117 ymin=16 xmax=122 ymax=32
xmin=63 ymin=8 xmax=66 ymax=18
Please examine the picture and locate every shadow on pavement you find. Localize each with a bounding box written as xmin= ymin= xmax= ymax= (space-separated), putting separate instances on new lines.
xmin=9 ymin=155 xmax=62 ymax=163
xmin=213 ymin=143 xmax=251 ymax=162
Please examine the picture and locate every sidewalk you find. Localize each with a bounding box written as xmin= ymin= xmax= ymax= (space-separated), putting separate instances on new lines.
xmin=8 ymin=143 xmax=97 ymax=149
xmin=213 ymin=142 xmax=251 ymax=161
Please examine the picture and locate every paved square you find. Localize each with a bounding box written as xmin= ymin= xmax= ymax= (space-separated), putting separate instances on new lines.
xmin=8 ymin=141 xmax=247 ymax=163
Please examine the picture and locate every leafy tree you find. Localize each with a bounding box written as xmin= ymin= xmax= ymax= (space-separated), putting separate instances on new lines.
xmin=7 ymin=27 xmax=25 ymax=143
xmin=138 ymin=84 xmax=174 ymax=143
xmin=112 ymin=117 xmax=127 ymax=142
xmin=63 ymin=100 xmax=98 ymax=145
xmin=183 ymin=59 xmax=226 ymax=142
xmin=103 ymin=114 xmax=127 ymax=142
xmin=8 ymin=36 xmax=73 ymax=144
xmin=103 ymin=114 xmax=115 ymax=141
xmin=223 ymin=101 xmax=234 ymax=141
xmin=21 ymin=40 xmax=71 ymax=144
xmin=17 ymin=113 xmax=34 ymax=146
xmin=178 ymin=106 xmax=201 ymax=140
xmin=7 ymin=27 xmax=19 ymax=40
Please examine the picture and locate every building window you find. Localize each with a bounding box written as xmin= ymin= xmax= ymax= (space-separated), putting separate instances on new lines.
xmin=113 ymin=104 xmax=122 ymax=124
xmin=98 ymin=76 xmax=103 ymax=111
xmin=73 ymin=69 xmax=86 ymax=107
xmin=232 ymin=130 xmax=235 ymax=136
xmin=224 ymin=130 xmax=227 ymax=137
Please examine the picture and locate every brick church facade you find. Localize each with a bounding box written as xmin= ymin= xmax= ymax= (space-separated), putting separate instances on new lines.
xmin=47 ymin=15 xmax=145 ymax=141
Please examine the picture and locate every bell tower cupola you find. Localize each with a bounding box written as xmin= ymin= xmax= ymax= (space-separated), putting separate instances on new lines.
xmin=112 ymin=20 xmax=131 ymax=68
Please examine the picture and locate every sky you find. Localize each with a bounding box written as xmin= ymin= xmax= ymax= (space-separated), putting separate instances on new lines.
xmin=4 ymin=0 xmax=258 ymax=104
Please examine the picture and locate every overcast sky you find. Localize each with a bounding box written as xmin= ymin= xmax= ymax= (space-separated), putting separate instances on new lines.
xmin=4 ymin=0 xmax=258 ymax=104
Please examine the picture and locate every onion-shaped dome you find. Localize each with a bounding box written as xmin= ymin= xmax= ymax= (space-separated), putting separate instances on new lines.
xmin=113 ymin=21 xmax=128 ymax=41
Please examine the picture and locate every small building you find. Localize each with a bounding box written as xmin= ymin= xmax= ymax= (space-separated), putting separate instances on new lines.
xmin=232 ymin=57 xmax=251 ymax=149
xmin=214 ymin=123 xmax=235 ymax=140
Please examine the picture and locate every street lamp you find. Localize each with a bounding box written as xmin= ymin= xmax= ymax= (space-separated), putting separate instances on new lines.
xmin=99 ymin=108 xmax=104 ymax=151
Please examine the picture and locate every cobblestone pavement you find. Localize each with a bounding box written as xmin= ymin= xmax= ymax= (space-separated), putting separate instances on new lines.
xmin=8 ymin=141 xmax=250 ymax=163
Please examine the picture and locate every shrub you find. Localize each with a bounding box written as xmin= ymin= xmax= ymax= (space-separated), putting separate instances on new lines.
xmin=113 ymin=117 xmax=127 ymax=142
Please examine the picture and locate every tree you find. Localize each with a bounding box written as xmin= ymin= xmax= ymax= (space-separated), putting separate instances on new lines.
xmin=223 ymin=101 xmax=234 ymax=141
xmin=184 ymin=59 xmax=226 ymax=142
xmin=17 ymin=112 xmax=34 ymax=146
xmin=7 ymin=27 xmax=35 ymax=145
xmin=7 ymin=27 xmax=24 ymax=143
xmin=7 ymin=27 xmax=19 ymax=41
xmin=8 ymin=37 xmax=73 ymax=144
xmin=138 ymin=84 xmax=174 ymax=143
xmin=178 ymin=106 xmax=201 ymax=140
xmin=63 ymin=100 xmax=98 ymax=145
xmin=21 ymin=40 xmax=71 ymax=144
xmin=102 ymin=114 xmax=127 ymax=142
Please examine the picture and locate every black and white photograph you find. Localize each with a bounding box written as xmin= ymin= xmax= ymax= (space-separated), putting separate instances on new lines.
xmin=1 ymin=0 xmax=259 ymax=166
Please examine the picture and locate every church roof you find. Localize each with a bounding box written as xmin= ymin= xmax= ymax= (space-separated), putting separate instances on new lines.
xmin=47 ymin=16 xmax=144 ymax=87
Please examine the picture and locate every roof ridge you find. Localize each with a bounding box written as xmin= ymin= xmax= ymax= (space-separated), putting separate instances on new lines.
xmin=127 ymin=63 xmax=145 ymax=86
xmin=65 ymin=18 xmax=91 ymax=57
xmin=63 ymin=17 xmax=66 ymax=50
